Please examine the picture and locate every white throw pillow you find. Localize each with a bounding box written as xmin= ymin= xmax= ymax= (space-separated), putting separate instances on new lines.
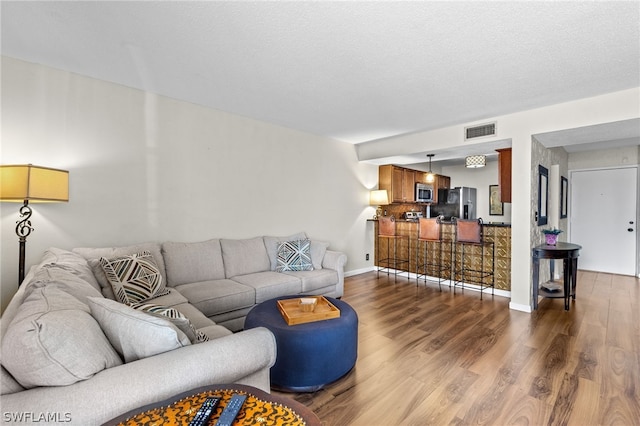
xmin=310 ymin=240 xmax=330 ymax=269
xmin=87 ymin=297 xmax=191 ymax=363
xmin=1 ymin=287 xmax=122 ymax=388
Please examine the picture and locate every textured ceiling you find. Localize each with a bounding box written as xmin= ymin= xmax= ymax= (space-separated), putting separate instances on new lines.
xmin=2 ymin=1 xmax=639 ymax=157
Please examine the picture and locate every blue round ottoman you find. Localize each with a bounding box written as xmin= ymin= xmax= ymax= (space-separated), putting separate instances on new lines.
xmin=244 ymin=296 xmax=358 ymax=392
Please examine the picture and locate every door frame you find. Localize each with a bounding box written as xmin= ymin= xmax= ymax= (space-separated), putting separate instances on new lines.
xmin=568 ymin=165 xmax=639 ymax=277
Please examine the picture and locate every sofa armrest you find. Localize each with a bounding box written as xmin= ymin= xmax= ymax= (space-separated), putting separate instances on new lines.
xmin=322 ymin=250 xmax=347 ymax=297
xmin=0 ymin=327 xmax=276 ymax=426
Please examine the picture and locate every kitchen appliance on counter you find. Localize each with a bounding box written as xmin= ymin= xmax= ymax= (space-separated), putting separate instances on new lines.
xmin=415 ymin=183 xmax=434 ymax=203
xmin=402 ymin=211 xmax=423 ymax=221
xmin=429 ymin=187 xmax=477 ymax=220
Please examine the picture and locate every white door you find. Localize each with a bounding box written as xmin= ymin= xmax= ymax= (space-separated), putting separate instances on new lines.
xmin=570 ymin=167 xmax=637 ymax=275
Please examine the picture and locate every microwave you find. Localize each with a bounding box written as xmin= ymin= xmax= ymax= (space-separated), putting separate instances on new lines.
xmin=415 ymin=183 xmax=434 ymax=203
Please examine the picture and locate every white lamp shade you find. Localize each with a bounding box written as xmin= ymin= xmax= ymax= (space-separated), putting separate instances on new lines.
xmin=0 ymin=164 xmax=69 ymax=202
xmin=370 ymin=189 xmax=389 ymax=206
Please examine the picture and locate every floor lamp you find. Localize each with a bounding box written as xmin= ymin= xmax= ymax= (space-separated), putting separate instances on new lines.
xmin=0 ymin=164 xmax=69 ymax=285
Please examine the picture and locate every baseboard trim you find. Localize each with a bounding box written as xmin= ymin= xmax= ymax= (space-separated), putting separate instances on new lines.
xmin=345 ymin=268 xmax=511 ymax=299
xmin=345 ymin=267 xmax=376 ymax=277
xmin=509 ymin=302 xmax=532 ymax=313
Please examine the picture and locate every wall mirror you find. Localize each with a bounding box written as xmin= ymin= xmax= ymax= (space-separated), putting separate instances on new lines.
xmin=560 ymin=176 xmax=568 ymax=219
xmin=538 ymin=165 xmax=548 ymax=225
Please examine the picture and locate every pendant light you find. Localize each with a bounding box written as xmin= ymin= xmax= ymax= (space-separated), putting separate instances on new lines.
xmin=426 ymin=154 xmax=435 ymax=183
xmin=465 ymin=155 xmax=486 ymax=168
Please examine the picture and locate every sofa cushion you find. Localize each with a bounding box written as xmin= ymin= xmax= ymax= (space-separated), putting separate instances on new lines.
xmin=27 ymin=264 xmax=104 ymax=304
xmin=99 ymin=251 xmax=170 ymax=305
xmin=171 ymin=302 xmax=219 ymax=330
xmin=143 ymin=287 xmax=189 ymax=307
xmin=1 ymin=366 xmax=24 ymax=395
xmin=87 ymin=297 xmax=191 ymax=363
xmin=231 ymin=272 xmax=302 ymax=303
xmin=276 ymin=239 xmax=313 ymax=272
xmin=1 ymin=287 xmax=122 ymax=389
xmin=220 ymin=237 xmax=270 ymax=278
xmin=197 ymin=324 xmax=234 ymax=340
xmin=32 ymin=247 xmax=102 ymax=293
xmin=132 ymin=303 xmax=209 ymax=343
xmin=174 ymin=279 xmax=255 ymax=317
xmin=73 ymin=242 xmax=167 ymax=299
xmin=162 ymin=239 xmax=225 ymax=286
xmin=310 ymin=240 xmax=330 ymax=270
xmin=282 ymin=269 xmax=339 ymax=293
xmin=263 ymin=232 xmax=307 ymax=271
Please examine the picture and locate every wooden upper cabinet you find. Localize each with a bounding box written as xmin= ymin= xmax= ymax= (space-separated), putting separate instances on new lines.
xmin=496 ymin=148 xmax=512 ymax=203
xmin=434 ymin=175 xmax=450 ymax=190
xmin=391 ymin=167 xmax=404 ymax=202
xmin=426 ymin=174 xmax=446 ymax=203
xmin=379 ymin=165 xmax=416 ymax=203
xmin=432 ymin=174 xmax=450 ymax=204
xmin=402 ymin=169 xmax=416 ymax=202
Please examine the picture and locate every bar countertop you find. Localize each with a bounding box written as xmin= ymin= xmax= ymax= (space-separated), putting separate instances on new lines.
xmin=368 ymin=218 xmax=511 ymax=227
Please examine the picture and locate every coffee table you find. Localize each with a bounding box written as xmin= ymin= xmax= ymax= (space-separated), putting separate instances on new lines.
xmin=102 ymin=383 xmax=320 ymax=425
xmin=244 ymin=296 xmax=358 ymax=392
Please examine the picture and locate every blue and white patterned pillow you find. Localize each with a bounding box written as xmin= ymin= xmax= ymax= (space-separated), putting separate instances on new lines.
xmin=276 ymin=239 xmax=313 ymax=272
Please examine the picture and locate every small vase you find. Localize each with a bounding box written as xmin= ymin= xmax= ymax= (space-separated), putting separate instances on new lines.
xmin=545 ymin=234 xmax=558 ymax=245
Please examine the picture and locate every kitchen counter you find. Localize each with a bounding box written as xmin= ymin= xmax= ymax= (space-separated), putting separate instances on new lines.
xmin=370 ymin=219 xmax=511 ymax=291
xmin=482 ymin=222 xmax=511 ymax=227
xmin=369 ymin=218 xmax=511 ymax=228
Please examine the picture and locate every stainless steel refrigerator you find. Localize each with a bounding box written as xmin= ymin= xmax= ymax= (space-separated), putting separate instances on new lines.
xmin=430 ymin=187 xmax=477 ymax=220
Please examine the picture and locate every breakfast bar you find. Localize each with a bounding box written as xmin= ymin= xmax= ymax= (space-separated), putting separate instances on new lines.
xmin=371 ymin=219 xmax=511 ymax=292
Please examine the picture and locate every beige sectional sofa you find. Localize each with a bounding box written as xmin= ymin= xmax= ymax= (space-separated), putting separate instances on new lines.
xmin=0 ymin=233 xmax=347 ymax=425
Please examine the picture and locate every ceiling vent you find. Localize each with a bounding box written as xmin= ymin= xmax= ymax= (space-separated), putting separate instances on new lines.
xmin=465 ymin=122 xmax=496 ymax=140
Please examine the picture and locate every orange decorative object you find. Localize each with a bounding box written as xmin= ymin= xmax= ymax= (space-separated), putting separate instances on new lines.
xmin=114 ymin=388 xmax=308 ymax=426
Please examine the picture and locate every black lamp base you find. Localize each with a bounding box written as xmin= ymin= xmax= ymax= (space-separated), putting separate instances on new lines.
xmin=16 ymin=201 xmax=33 ymax=286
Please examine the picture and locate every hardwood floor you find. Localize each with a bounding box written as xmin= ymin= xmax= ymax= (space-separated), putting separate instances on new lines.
xmin=274 ymin=270 xmax=640 ymax=425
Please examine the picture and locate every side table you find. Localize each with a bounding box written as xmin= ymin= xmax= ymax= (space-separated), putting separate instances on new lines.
xmin=102 ymin=383 xmax=321 ymax=426
xmin=532 ymin=242 xmax=582 ymax=310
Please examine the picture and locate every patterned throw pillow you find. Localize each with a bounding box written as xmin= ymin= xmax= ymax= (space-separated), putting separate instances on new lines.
xmin=99 ymin=251 xmax=169 ymax=305
xmin=132 ymin=303 xmax=210 ymax=343
xmin=276 ymin=239 xmax=313 ymax=272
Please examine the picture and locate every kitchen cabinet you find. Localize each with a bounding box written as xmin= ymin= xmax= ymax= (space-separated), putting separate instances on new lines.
xmin=435 ymin=175 xmax=450 ymax=190
xmin=496 ymin=148 xmax=512 ymax=203
xmin=379 ymin=165 xmax=451 ymax=204
xmin=402 ymin=170 xmax=416 ymax=202
xmin=379 ymin=165 xmax=416 ymax=203
xmin=434 ymin=174 xmax=450 ymax=203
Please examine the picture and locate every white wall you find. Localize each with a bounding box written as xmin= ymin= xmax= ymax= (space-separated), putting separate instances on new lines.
xmin=0 ymin=57 xmax=379 ymax=312
xmin=569 ymin=145 xmax=639 ymax=170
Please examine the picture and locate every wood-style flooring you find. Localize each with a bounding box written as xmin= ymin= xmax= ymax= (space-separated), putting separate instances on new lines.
xmin=274 ymin=270 xmax=640 ymax=425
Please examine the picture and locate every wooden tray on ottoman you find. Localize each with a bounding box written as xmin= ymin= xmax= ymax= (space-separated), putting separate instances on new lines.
xmin=277 ymin=296 xmax=340 ymax=325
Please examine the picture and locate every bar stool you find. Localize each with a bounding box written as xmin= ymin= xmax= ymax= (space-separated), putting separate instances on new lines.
xmin=415 ymin=216 xmax=451 ymax=290
xmin=376 ymin=216 xmax=410 ymax=282
xmin=453 ymin=218 xmax=495 ymax=299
